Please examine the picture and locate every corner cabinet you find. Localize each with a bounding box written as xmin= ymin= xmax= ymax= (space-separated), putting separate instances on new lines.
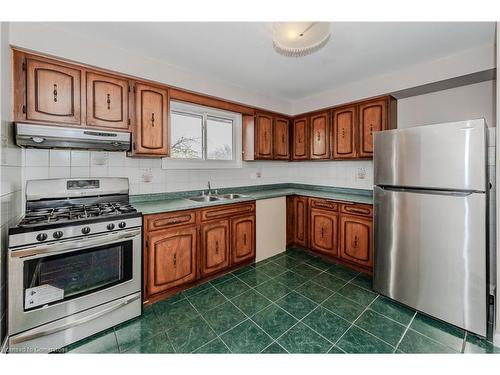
xmin=132 ymin=82 xmax=170 ymax=157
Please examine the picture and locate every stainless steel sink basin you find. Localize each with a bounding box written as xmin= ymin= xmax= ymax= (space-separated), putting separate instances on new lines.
xmin=218 ymin=193 xmax=248 ymax=200
xmin=187 ymin=195 xmax=222 ymax=203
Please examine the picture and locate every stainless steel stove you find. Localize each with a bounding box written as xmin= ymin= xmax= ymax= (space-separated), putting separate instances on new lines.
xmin=7 ymin=178 xmax=142 ymax=353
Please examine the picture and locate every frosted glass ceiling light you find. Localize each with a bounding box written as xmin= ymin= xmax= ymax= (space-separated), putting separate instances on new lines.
xmin=273 ymin=22 xmax=331 ymax=57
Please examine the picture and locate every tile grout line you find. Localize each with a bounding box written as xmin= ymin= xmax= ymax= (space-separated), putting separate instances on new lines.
xmin=393 ymin=311 xmax=417 ymax=353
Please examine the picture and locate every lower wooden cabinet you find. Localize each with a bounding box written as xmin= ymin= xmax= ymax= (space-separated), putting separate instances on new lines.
xmin=200 ymin=219 xmax=230 ymax=277
xmin=146 ymin=225 xmax=197 ymax=296
xmin=231 ymin=215 xmax=255 ymax=264
xmin=293 ymin=196 xmax=308 ymax=247
xmin=339 ymin=214 xmax=373 ymax=268
xmin=310 ymin=207 xmax=338 ymax=256
xmin=144 ymin=202 xmax=256 ymax=303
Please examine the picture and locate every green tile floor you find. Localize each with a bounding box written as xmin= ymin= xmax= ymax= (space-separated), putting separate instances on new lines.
xmin=59 ymin=247 xmax=500 ymax=354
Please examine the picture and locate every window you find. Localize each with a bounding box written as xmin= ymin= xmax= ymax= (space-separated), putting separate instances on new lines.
xmin=163 ymin=101 xmax=242 ymax=169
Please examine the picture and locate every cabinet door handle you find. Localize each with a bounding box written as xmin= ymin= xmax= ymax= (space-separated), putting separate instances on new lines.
xmin=282 ymin=134 xmax=285 ymax=144
xmin=53 ymin=84 xmax=58 ymax=102
xmin=317 ymin=132 xmax=321 ymax=142
xmin=353 ymin=236 xmax=358 ymax=248
xmin=369 ymin=124 xmax=373 ymax=136
xmin=173 ymin=253 xmax=177 ymax=267
xmin=215 ymin=241 xmax=219 ymax=254
xmin=243 ymin=233 xmax=247 ymax=245
xmin=151 ymin=113 xmax=155 ymax=127
xmin=106 ymin=93 xmax=111 ymax=110
xmin=320 ymin=227 xmax=324 ymax=238
xmin=341 ymin=128 xmax=345 ymax=138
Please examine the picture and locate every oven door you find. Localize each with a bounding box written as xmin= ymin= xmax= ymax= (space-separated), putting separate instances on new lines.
xmin=8 ymin=227 xmax=141 ymax=335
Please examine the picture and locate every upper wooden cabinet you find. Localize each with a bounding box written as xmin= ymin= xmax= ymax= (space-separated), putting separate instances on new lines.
xmin=132 ymin=82 xmax=170 ymax=157
xmin=274 ymin=117 xmax=290 ymax=160
xmin=146 ymin=225 xmax=197 ymax=296
xmin=358 ymin=98 xmax=387 ymax=157
xmin=332 ymin=105 xmax=357 ymax=159
xmin=201 ymin=219 xmax=230 ymax=277
xmin=310 ymin=111 xmax=330 ymax=159
xmin=291 ymin=117 xmax=309 ymax=160
xmin=24 ymin=56 xmax=82 ymax=125
xmin=255 ymin=113 xmax=273 ymax=159
xmin=86 ymin=72 xmax=130 ymax=130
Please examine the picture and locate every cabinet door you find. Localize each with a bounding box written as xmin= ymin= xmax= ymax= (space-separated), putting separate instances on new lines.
xmin=332 ymin=106 xmax=357 ymax=159
xmin=134 ymin=82 xmax=169 ymax=156
xmin=286 ymin=196 xmax=294 ymax=246
xmin=86 ymin=72 xmax=130 ymax=130
xmin=26 ymin=57 xmax=81 ymax=125
xmin=358 ymin=98 xmax=387 ymax=158
xmin=201 ymin=219 xmax=230 ymax=276
xmin=274 ymin=117 xmax=289 ymax=160
xmin=339 ymin=215 xmax=373 ymax=268
xmin=146 ymin=226 xmax=197 ymax=296
xmin=231 ymin=215 xmax=256 ymax=264
xmin=255 ymin=114 xmax=273 ymax=159
xmin=292 ymin=117 xmax=309 ymax=160
xmin=310 ymin=112 xmax=330 ymax=159
xmin=310 ymin=208 xmax=338 ymax=256
xmin=293 ymin=196 xmax=308 ymax=247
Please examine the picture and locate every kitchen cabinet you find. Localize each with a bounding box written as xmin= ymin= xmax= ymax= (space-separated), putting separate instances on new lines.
xmin=291 ymin=117 xmax=309 ymax=160
xmin=143 ymin=202 xmax=256 ymax=303
xmin=310 ymin=208 xmax=338 ymax=256
xmin=286 ymin=196 xmax=294 ymax=246
xmin=242 ymin=112 xmax=290 ymax=160
xmin=332 ymin=105 xmax=357 ymax=159
xmin=309 ymin=112 xmax=330 ymax=159
xmin=146 ymin=226 xmax=198 ymax=296
xmin=273 ymin=117 xmax=290 ymax=159
xmin=292 ymin=196 xmax=308 ymax=247
xmin=86 ymin=71 xmax=130 ymax=130
xmin=201 ymin=219 xmax=230 ymax=276
xmin=231 ymin=215 xmax=256 ymax=264
xmin=339 ymin=214 xmax=373 ymax=268
xmin=24 ymin=55 xmax=82 ymax=125
xmin=358 ymin=98 xmax=387 ymax=158
xmin=132 ymin=82 xmax=170 ymax=157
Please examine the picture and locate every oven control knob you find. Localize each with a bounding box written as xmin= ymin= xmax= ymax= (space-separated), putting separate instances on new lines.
xmin=53 ymin=231 xmax=63 ymax=239
xmin=36 ymin=233 xmax=48 ymax=242
xmin=107 ymin=223 xmax=115 ymax=231
xmin=118 ymin=221 xmax=126 ymax=228
xmin=81 ymin=227 xmax=91 ymax=235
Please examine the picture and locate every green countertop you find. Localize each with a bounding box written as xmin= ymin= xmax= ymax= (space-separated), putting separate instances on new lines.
xmin=131 ymin=184 xmax=373 ymax=215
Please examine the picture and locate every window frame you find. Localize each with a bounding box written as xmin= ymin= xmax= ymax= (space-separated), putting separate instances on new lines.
xmin=162 ymin=100 xmax=242 ymax=170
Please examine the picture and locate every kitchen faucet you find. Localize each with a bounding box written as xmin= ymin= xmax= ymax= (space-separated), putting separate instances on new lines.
xmin=207 ymin=181 xmax=212 ymax=195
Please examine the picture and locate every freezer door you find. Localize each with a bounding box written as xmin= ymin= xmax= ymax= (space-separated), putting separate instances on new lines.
xmin=374 ymin=119 xmax=486 ymax=191
xmin=373 ymin=186 xmax=487 ymax=336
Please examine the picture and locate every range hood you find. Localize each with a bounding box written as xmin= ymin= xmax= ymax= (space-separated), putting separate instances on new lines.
xmin=15 ymin=123 xmax=131 ymax=151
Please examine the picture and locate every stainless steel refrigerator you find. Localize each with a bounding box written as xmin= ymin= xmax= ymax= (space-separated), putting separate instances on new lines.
xmin=373 ymin=119 xmax=488 ymax=336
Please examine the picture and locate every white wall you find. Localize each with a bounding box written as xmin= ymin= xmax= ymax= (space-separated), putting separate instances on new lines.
xmin=0 ymin=22 xmax=22 ymax=345
xmin=495 ymin=22 xmax=500 ymax=344
xmin=398 ymin=80 xmax=496 ymax=128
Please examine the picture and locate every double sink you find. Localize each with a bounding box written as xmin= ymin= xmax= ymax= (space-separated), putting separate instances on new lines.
xmin=187 ymin=193 xmax=248 ymax=203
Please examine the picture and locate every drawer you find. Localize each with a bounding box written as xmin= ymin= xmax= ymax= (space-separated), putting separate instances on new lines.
xmin=201 ymin=202 xmax=255 ymax=221
xmin=340 ymin=203 xmax=373 ymax=217
xmin=145 ymin=211 xmax=196 ymax=231
xmin=310 ymin=198 xmax=338 ymax=211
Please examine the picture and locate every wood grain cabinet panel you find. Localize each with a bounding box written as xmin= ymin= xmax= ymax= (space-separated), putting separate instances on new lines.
xmin=274 ymin=117 xmax=290 ymax=159
xmin=292 ymin=117 xmax=309 ymax=160
xmin=310 ymin=112 xmax=330 ymax=159
xmin=358 ymin=98 xmax=387 ymax=158
xmin=201 ymin=219 xmax=230 ymax=276
xmin=146 ymin=226 xmax=197 ymax=295
xmin=332 ymin=106 xmax=357 ymax=159
xmin=255 ymin=113 xmax=273 ymax=159
xmin=339 ymin=215 xmax=373 ymax=268
xmin=86 ymin=72 xmax=130 ymax=130
xmin=133 ymin=82 xmax=169 ymax=156
xmin=293 ymin=196 xmax=308 ymax=247
xmin=25 ymin=57 xmax=81 ymax=125
xmin=286 ymin=196 xmax=294 ymax=246
xmin=231 ymin=215 xmax=256 ymax=264
xmin=310 ymin=208 xmax=338 ymax=256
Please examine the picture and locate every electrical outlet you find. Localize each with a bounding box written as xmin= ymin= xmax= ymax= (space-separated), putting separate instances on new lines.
xmin=356 ymin=167 xmax=367 ymax=180
xmin=142 ymin=168 xmax=153 ymax=183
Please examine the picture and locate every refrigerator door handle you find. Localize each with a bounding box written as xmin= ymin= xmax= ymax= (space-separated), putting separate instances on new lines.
xmin=376 ymin=186 xmax=477 ymax=197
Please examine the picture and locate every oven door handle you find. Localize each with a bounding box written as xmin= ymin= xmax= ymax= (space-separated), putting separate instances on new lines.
xmin=10 ymin=229 xmax=141 ymax=259
xmin=9 ymin=293 xmax=141 ymax=345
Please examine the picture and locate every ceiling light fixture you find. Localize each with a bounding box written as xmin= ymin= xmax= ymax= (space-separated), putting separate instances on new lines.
xmin=273 ymin=22 xmax=331 ymax=57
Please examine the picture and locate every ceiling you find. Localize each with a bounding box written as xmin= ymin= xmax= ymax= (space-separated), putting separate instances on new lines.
xmin=49 ymin=22 xmax=495 ymax=101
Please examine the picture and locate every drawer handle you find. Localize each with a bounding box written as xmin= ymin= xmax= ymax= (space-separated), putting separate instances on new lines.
xmin=315 ymin=203 xmax=334 ymax=209
xmin=53 ymin=84 xmax=58 ymax=102
xmin=346 ymin=207 xmax=370 ymax=214
xmin=106 ymin=93 xmax=111 ymax=110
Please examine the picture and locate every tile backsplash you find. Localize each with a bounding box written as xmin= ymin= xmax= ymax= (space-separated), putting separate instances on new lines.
xmin=22 ymin=149 xmax=375 ymax=196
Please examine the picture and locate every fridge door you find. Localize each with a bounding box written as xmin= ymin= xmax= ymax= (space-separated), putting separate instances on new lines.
xmin=373 ymin=186 xmax=487 ymax=336
xmin=374 ymin=119 xmax=486 ymax=191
